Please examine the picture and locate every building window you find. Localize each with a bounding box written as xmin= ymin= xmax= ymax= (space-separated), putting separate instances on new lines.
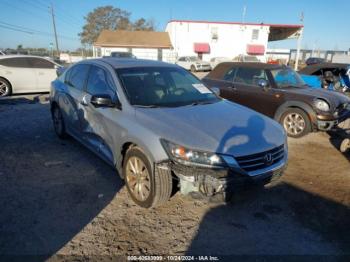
xmin=211 ymin=27 xmax=218 ymax=41
xmin=252 ymin=29 xmax=259 ymax=41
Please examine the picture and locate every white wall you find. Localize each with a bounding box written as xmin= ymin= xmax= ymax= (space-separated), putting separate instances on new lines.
xmin=94 ymin=46 xmax=175 ymax=62
xmin=166 ymin=21 xmax=269 ymax=62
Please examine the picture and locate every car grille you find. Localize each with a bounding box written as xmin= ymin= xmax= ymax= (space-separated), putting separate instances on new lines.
xmin=235 ymin=145 xmax=285 ymax=172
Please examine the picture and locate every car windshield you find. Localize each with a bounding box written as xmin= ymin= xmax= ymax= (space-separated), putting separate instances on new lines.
xmin=116 ymin=67 xmax=219 ymax=107
xmin=271 ymin=67 xmax=306 ymax=87
xmin=244 ymin=56 xmax=259 ymax=62
xmin=188 ymin=56 xmax=200 ymax=62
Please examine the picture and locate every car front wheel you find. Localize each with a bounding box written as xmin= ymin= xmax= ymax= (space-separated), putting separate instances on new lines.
xmin=190 ymin=65 xmax=196 ymax=72
xmin=52 ymin=106 xmax=68 ymax=139
xmin=280 ymin=108 xmax=311 ymax=138
xmin=124 ymin=146 xmax=172 ymax=208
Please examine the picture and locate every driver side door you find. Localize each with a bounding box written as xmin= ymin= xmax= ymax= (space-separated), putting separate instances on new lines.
xmin=79 ymin=65 xmax=118 ymax=164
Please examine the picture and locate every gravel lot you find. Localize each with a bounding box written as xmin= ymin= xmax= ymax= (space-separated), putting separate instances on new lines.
xmin=0 ymin=93 xmax=349 ymax=260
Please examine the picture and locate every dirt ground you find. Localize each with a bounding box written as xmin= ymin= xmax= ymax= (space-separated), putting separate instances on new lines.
xmin=0 ymin=94 xmax=349 ymax=260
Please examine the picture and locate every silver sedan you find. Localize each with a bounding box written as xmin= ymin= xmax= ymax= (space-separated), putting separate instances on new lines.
xmin=50 ymin=58 xmax=288 ymax=208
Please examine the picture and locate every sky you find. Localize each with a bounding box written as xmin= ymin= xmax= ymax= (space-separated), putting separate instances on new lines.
xmin=0 ymin=0 xmax=349 ymax=51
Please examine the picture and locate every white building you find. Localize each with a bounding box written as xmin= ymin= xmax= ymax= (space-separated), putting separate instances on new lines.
xmin=93 ymin=30 xmax=174 ymax=62
xmin=165 ymin=20 xmax=303 ymax=62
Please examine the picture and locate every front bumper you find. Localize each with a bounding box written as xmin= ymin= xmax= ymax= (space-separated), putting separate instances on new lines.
xmin=316 ymin=109 xmax=350 ymax=131
xmin=156 ymin=156 xmax=287 ymax=198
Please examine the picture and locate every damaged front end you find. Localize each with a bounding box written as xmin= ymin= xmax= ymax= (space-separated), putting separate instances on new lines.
xmin=157 ymin=139 xmax=287 ymax=200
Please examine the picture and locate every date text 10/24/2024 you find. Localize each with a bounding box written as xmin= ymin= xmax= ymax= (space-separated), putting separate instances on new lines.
xmin=127 ymin=255 xmax=220 ymax=261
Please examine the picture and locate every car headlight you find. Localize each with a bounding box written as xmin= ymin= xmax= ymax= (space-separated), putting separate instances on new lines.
xmin=160 ymin=139 xmax=227 ymax=168
xmin=314 ymin=99 xmax=330 ymax=112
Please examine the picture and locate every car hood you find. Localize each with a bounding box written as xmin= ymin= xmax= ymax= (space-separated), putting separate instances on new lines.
xmin=135 ymin=100 xmax=285 ymax=157
xmin=282 ymin=86 xmax=350 ymax=108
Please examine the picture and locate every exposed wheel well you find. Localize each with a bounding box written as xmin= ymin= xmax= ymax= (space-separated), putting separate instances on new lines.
xmin=121 ymin=142 xmax=136 ymax=167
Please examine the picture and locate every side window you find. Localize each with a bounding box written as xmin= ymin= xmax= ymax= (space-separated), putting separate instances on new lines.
xmin=223 ymin=68 xmax=237 ymax=81
xmin=67 ymin=64 xmax=90 ymax=91
xmin=0 ymin=57 xmax=30 ymax=68
xmin=28 ymin=58 xmax=55 ymax=69
xmin=178 ymin=57 xmax=185 ymax=62
xmin=252 ymin=29 xmax=259 ymax=40
xmin=86 ymin=66 xmax=115 ymax=97
xmin=234 ymin=68 xmax=269 ymax=86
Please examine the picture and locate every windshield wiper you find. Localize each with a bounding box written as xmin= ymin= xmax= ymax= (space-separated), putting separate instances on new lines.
xmin=188 ymin=100 xmax=215 ymax=106
xmin=133 ymin=104 xmax=160 ymax=108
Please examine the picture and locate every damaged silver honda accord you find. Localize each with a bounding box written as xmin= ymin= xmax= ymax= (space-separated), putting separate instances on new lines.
xmin=50 ymin=58 xmax=288 ymax=208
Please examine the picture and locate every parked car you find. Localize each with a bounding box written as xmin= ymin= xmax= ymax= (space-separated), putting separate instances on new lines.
xmin=110 ymin=51 xmax=136 ymax=59
xmin=203 ymin=62 xmax=350 ymax=138
xmin=210 ymin=57 xmax=231 ymax=69
xmin=0 ymin=55 xmax=62 ymax=97
xmin=299 ymin=63 xmax=350 ymax=93
xmin=305 ymin=57 xmax=325 ymax=66
xmin=176 ymin=56 xmax=211 ymax=72
xmin=50 ymin=58 xmax=288 ymax=208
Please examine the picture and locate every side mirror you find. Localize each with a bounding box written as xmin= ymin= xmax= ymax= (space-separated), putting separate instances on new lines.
xmin=257 ymin=79 xmax=269 ymax=89
xmin=91 ymin=94 xmax=120 ymax=108
xmin=211 ymin=87 xmax=220 ymax=96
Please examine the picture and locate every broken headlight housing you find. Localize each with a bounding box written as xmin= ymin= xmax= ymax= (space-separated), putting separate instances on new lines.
xmin=161 ymin=139 xmax=227 ymax=168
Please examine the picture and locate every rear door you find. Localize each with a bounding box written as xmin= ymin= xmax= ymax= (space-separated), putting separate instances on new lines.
xmin=232 ymin=67 xmax=281 ymax=117
xmin=60 ymin=64 xmax=90 ymax=137
xmin=0 ymin=57 xmax=37 ymax=93
xmin=28 ymin=57 xmax=57 ymax=91
xmin=79 ymin=65 xmax=118 ymax=164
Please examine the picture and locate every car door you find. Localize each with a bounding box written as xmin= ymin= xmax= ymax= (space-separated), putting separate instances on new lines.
xmin=232 ymin=67 xmax=282 ymax=117
xmin=0 ymin=57 xmax=37 ymax=93
xmin=28 ymin=57 xmax=57 ymax=91
xmin=79 ymin=65 xmax=118 ymax=164
xmin=60 ymin=64 xmax=90 ymax=137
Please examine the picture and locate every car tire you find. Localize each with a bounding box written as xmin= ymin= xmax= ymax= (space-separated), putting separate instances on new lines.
xmin=0 ymin=78 xmax=12 ymax=97
xmin=190 ymin=65 xmax=196 ymax=72
xmin=52 ymin=105 xmax=68 ymax=139
xmin=280 ymin=108 xmax=311 ymax=138
xmin=123 ymin=146 xmax=172 ymax=208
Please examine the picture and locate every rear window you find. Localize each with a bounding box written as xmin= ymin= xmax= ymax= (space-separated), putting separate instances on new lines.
xmin=28 ymin=58 xmax=55 ymax=69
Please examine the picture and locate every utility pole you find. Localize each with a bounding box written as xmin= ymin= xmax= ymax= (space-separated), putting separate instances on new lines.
xmin=50 ymin=3 xmax=60 ymax=57
xmin=294 ymin=12 xmax=304 ymax=70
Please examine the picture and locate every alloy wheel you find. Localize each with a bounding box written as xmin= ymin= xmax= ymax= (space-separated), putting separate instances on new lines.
xmin=283 ymin=112 xmax=306 ymax=136
xmin=0 ymin=80 xmax=9 ymax=97
xmin=126 ymin=156 xmax=151 ymax=201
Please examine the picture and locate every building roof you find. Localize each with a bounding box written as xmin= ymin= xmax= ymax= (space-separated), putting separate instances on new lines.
xmin=94 ymin=30 xmax=172 ymax=49
xmin=167 ymin=20 xmax=303 ymax=42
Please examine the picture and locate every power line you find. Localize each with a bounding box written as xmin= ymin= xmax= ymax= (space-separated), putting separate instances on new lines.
xmin=0 ymin=24 xmax=33 ymax=35
xmin=0 ymin=21 xmax=78 ymax=41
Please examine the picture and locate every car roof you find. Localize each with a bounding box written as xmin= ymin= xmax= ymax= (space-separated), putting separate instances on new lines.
xmin=81 ymin=58 xmax=179 ymax=69
xmin=299 ymin=63 xmax=350 ymax=74
xmin=0 ymin=55 xmax=49 ymax=59
xmin=206 ymin=62 xmax=283 ymax=79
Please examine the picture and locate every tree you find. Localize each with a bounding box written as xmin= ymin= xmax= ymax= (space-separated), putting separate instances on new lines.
xmin=79 ymin=6 xmax=156 ymax=45
xmin=133 ymin=18 xmax=155 ymax=31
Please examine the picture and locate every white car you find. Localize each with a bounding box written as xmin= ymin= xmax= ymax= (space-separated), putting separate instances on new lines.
xmin=210 ymin=57 xmax=232 ymax=69
xmin=176 ymin=56 xmax=211 ymax=72
xmin=0 ymin=55 xmax=61 ymax=97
